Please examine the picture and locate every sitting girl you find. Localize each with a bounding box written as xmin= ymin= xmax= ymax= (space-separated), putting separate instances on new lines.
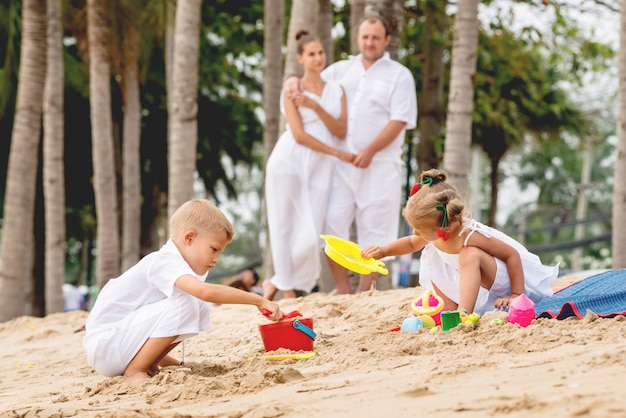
xmin=361 ymin=169 xmax=558 ymax=315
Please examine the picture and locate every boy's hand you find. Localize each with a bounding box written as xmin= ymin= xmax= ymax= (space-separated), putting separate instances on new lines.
xmin=259 ymin=301 xmax=284 ymax=321
xmin=361 ymin=245 xmax=384 ymax=260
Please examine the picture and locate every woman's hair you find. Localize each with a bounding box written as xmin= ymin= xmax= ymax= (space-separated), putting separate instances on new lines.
xmin=295 ymin=29 xmax=320 ymax=54
xmin=169 ymin=199 xmax=235 ymax=242
xmin=236 ymin=267 xmax=260 ymax=285
xmin=402 ymin=169 xmax=467 ymax=230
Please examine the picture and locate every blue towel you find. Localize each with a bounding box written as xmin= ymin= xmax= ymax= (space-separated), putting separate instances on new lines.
xmin=535 ymin=269 xmax=626 ymax=319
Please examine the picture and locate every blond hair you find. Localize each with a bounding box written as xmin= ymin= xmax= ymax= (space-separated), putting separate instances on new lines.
xmin=169 ymin=199 xmax=234 ymax=242
xmin=402 ymin=169 xmax=466 ymax=230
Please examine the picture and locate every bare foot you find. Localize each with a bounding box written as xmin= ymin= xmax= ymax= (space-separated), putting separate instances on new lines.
xmin=123 ymin=370 xmax=151 ymax=380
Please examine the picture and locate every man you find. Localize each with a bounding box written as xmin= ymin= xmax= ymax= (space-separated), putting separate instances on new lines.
xmin=286 ymin=15 xmax=418 ymax=293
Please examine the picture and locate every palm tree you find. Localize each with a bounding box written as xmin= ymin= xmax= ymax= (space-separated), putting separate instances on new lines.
xmin=262 ymin=0 xmax=284 ymax=281
xmin=43 ymin=0 xmax=66 ymax=314
xmin=416 ymin=1 xmax=447 ymax=173
xmin=283 ymin=0 xmax=318 ymax=80
xmin=119 ymin=24 xmax=141 ymax=271
xmin=88 ymin=0 xmax=120 ymax=289
xmin=613 ymin=0 xmax=626 ymax=268
xmin=0 ymin=0 xmax=46 ymax=322
xmin=442 ymin=0 xmax=480 ymax=197
xmin=168 ymin=0 xmax=202 ymax=219
xmin=106 ymin=0 xmax=144 ymax=271
xmin=350 ymin=0 xmax=365 ymax=55
xmin=317 ymin=0 xmax=333 ymax=61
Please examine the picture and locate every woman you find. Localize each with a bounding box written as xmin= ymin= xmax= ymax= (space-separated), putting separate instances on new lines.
xmin=264 ymin=30 xmax=355 ymax=300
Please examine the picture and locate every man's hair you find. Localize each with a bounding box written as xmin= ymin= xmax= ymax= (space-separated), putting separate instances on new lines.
xmin=358 ymin=15 xmax=391 ymax=37
xmin=169 ymin=199 xmax=234 ymax=241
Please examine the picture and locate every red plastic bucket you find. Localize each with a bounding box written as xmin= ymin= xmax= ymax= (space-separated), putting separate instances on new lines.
xmin=258 ymin=318 xmax=315 ymax=352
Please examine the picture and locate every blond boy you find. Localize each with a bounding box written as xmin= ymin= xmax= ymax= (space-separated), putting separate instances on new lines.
xmin=84 ymin=199 xmax=283 ymax=379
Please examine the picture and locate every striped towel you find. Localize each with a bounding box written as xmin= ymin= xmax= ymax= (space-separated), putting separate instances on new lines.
xmin=535 ymin=269 xmax=626 ymax=319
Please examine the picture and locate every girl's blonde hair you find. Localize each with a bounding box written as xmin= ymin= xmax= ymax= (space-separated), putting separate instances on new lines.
xmin=402 ymin=169 xmax=467 ymax=230
xmin=169 ymin=199 xmax=234 ymax=242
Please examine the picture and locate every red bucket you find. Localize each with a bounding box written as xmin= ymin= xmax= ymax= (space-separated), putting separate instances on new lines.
xmin=258 ymin=318 xmax=315 ymax=352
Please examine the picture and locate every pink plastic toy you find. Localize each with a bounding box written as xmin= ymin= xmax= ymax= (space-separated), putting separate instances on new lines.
xmin=411 ymin=290 xmax=444 ymax=325
xmin=507 ymin=294 xmax=536 ymax=327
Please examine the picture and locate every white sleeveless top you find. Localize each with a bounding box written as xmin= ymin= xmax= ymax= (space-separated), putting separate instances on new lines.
xmin=419 ymin=219 xmax=558 ymax=314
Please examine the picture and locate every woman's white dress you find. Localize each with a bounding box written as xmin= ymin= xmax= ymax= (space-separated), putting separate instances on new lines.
xmin=265 ymin=82 xmax=344 ymax=292
xmin=418 ymin=219 xmax=559 ymax=315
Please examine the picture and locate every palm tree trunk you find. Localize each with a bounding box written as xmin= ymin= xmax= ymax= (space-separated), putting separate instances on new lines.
xmin=613 ymin=0 xmax=626 ymax=268
xmin=88 ymin=0 xmax=120 ymax=289
xmin=121 ymin=27 xmax=141 ymax=272
xmin=317 ymin=0 xmax=333 ymax=62
xmin=262 ymin=0 xmax=284 ymax=281
xmin=0 ymin=0 xmax=46 ymax=322
xmin=416 ymin=1 xmax=446 ymax=173
xmin=43 ymin=0 xmax=66 ymax=314
xmin=162 ymin=0 xmax=175 ymax=241
xmin=283 ymin=0 xmax=318 ymax=80
xmin=442 ymin=0 xmax=480 ymax=197
xmin=350 ymin=0 xmax=365 ymax=55
xmin=168 ymin=0 xmax=202 ymax=219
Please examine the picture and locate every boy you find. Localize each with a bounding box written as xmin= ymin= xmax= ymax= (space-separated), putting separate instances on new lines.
xmin=84 ymin=199 xmax=283 ymax=379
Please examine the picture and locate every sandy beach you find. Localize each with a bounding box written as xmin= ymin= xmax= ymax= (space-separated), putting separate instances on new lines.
xmin=1 ymin=275 xmax=626 ymax=418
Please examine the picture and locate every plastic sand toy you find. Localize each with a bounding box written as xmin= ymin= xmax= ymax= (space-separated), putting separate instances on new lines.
xmin=320 ymin=235 xmax=388 ymax=275
xmin=507 ymin=294 xmax=536 ymax=327
xmin=411 ymin=290 xmax=444 ymax=325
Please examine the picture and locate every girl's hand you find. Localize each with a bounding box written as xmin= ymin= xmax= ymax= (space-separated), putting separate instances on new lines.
xmin=361 ymin=245 xmax=384 ymax=260
xmin=494 ymin=294 xmax=519 ymax=311
xmin=259 ymin=300 xmax=284 ymax=321
xmin=336 ymin=151 xmax=356 ymax=163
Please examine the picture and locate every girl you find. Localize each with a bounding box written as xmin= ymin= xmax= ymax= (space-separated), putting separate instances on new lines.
xmin=361 ymin=169 xmax=558 ymax=315
xmin=263 ymin=30 xmax=355 ymax=300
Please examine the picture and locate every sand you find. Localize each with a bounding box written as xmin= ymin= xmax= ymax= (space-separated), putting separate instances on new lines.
xmin=1 ymin=275 xmax=626 ymax=418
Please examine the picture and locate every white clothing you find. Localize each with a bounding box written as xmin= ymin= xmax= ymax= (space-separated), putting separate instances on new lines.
xmin=418 ymin=219 xmax=558 ymax=315
xmin=83 ymin=240 xmax=211 ymax=377
xmin=322 ymin=53 xmax=418 ymax=161
xmin=265 ymin=82 xmax=345 ymax=292
xmin=321 ymin=53 xmax=417 ymax=250
xmin=62 ymin=284 xmax=84 ymax=311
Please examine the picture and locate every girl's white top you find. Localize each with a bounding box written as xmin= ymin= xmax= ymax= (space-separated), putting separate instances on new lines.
xmin=418 ymin=219 xmax=558 ymax=315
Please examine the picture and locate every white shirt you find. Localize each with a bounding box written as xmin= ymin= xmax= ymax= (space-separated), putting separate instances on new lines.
xmin=322 ymin=52 xmax=418 ymax=162
xmin=85 ymin=239 xmax=207 ymax=335
xmin=63 ymin=284 xmax=84 ymax=311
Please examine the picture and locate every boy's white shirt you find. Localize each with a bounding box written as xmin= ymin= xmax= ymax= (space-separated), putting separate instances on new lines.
xmin=85 ymin=239 xmax=207 ymax=334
